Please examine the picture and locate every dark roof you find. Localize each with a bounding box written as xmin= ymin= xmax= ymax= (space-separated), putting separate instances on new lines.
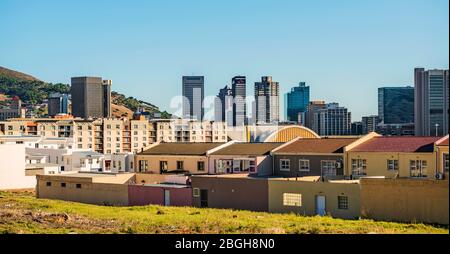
xmin=350 ymin=136 xmax=442 ymax=153
xmin=138 ymin=143 xmax=225 ymax=156
xmin=274 ymin=138 xmax=358 ymax=154
xmin=210 ymin=143 xmax=284 ymax=156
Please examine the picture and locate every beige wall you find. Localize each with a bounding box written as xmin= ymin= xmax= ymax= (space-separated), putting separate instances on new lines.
xmin=268 ymin=179 xmax=360 ymax=219
xmin=134 ymin=155 xmax=209 ymax=174
xmin=436 ymin=145 xmax=449 ymax=177
xmin=360 ymin=178 xmax=449 ymax=225
xmin=346 ymin=152 xmax=437 ymax=179
xmin=36 ymin=175 xmax=131 ymax=206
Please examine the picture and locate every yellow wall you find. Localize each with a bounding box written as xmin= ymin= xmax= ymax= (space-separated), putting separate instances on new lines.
xmin=36 ymin=175 xmax=131 ymax=206
xmin=436 ymin=145 xmax=449 ymax=178
xmin=360 ymin=178 xmax=449 ymax=225
xmin=346 ymin=152 xmax=437 ymax=179
xmin=268 ymin=179 xmax=360 ymax=219
xmin=134 ymin=155 xmax=208 ymax=174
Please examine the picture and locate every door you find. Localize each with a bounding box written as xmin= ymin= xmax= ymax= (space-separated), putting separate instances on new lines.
xmin=200 ymin=189 xmax=208 ymax=208
xmin=315 ymin=195 xmax=326 ymax=216
xmin=164 ymin=190 xmax=170 ymax=206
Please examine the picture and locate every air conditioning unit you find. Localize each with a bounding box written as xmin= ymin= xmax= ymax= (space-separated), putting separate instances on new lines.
xmin=436 ymin=173 xmax=444 ymax=180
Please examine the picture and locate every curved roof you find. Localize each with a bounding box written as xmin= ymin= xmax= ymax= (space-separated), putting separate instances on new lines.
xmin=263 ymin=125 xmax=320 ymax=143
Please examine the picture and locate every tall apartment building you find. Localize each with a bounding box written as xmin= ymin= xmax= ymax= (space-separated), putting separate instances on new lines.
xmin=48 ymin=93 xmax=70 ymax=117
xmin=286 ymin=82 xmax=310 ymax=124
xmin=153 ymin=119 xmax=228 ymax=143
xmin=305 ymin=101 xmax=326 ymax=131
xmin=362 ymin=115 xmax=380 ymax=134
xmin=232 ymin=76 xmax=247 ymax=126
xmin=182 ymin=76 xmax=204 ymax=121
xmin=214 ymin=86 xmax=233 ymax=126
xmin=312 ymin=103 xmax=351 ymax=136
xmin=414 ymin=68 xmax=449 ymax=136
xmin=71 ymin=77 xmax=111 ymax=119
xmin=255 ymin=76 xmax=279 ymax=124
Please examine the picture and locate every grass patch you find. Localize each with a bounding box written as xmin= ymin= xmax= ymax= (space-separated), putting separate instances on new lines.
xmin=0 ymin=191 xmax=447 ymax=234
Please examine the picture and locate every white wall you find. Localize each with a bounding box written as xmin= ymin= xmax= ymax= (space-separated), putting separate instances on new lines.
xmin=0 ymin=144 xmax=36 ymax=190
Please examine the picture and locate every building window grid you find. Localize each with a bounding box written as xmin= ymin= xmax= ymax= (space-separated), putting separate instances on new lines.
xmin=280 ymin=159 xmax=290 ymax=171
xmin=299 ymin=159 xmax=310 ymax=172
xmin=444 ymin=154 xmax=449 ymax=172
xmin=410 ymin=160 xmax=427 ymax=178
xmin=283 ymin=193 xmax=302 ymax=207
xmin=387 ymin=159 xmax=399 ymax=171
xmin=352 ymin=159 xmax=367 ymax=176
xmin=338 ymin=196 xmax=348 ymax=210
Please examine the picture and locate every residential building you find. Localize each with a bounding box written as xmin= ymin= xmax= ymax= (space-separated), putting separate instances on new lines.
xmin=71 ymin=77 xmax=111 ymax=118
xmin=232 ymin=76 xmax=247 ymax=126
xmin=214 ymin=86 xmax=233 ymax=126
xmin=312 ymin=103 xmax=352 ymax=136
xmin=346 ymin=136 xmax=443 ymax=179
xmin=271 ymin=137 xmax=358 ymax=178
xmin=254 ymin=76 xmax=279 ymax=124
xmin=414 ymin=68 xmax=449 ymax=136
xmin=182 ymin=76 xmax=204 ymax=121
xmin=208 ymin=142 xmax=283 ymax=176
xmin=0 ymin=96 xmax=25 ymax=121
xmin=134 ymin=142 xmax=225 ymax=174
xmin=435 ymin=135 xmax=449 ymax=178
xmin=285 ymin=82 xmax=310 ymax=124
xmin=48 ymin=93 xmax=70 ymax=117
xmin=153 ymin=119 xmax=228 ymax=143
xmin=361 ymin=115 xmax=379 ymax=134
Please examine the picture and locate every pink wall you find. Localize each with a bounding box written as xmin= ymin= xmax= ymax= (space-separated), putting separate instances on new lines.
xmin=128 ymin=185 xmax=193 ymax=207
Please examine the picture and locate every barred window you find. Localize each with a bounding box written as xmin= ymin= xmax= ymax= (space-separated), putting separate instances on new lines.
xmin=283 ymin=193 xmax=302 ymax=207
xmin=280 ymin=159 xmax=290 ymax=171
xmin=338 ymin=196 xmax=348 ymax=210
xmin=387 ymin=160 xmax=399 ymax=171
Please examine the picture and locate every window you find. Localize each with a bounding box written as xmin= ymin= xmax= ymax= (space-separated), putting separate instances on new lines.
xmin=387 ymin=160 xmax=399 ymax=171
xmin=118 ymin=161 xmax=122 ymax=170
xmin=193 ymin=188 xmax=200 ymax=197
xmin=61 ymin=183 xmax=66 ymax=188
xmin=139 ymin=160 xmax=148 ymax=172
xmin=351 ymin=159 xmax=367 ymax=176
xmin=444 ymin=154 xmax=449 ymax=172
xmin=321 ymin=160 xmax=336 ymax=176
xmin=410 ymin=160 xmax=427 ymax=178
xmin=299 ymin=160 xmax=310 ymax=172
xmin=113 ymin=160 xmax=116 ymax=168
xmin=283 ymin=193 xmax=302 ymax=207
xmin=46 ymin=182 xmax=52 ymax=187
xmin=338 ymin=196 xmax=348 ymax=210
xmin=76 ymin=184 xmax=82 ymax=189
xmin=78 ymin=126 xmax=82 ymax=130
xmin=160 ymin=161 xmax=168 ymax=172
xmin=177 ymin=161 xmax=184 ymax=170
xmin=197 ymin=161 xmax=205 ymax=172
xmin=280 ymin=159 xmax=290 ymax=171
xmin=130 ymin=162 xmax=134 ymax=170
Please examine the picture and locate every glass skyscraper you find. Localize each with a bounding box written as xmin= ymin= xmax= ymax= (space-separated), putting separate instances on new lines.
xmin=286 ymin=82 xmax=310 ymax=124
xmin=378 ymin=86 xmax=414 ymax=124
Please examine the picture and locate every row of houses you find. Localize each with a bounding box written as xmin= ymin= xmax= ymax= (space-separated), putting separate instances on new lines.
xmin=31 ymin=133 xmax=449 ymax=225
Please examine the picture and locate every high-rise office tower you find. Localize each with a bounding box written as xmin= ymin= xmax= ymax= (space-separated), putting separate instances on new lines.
xmin=305 ymin=100 xmax=326 ymax=130
xmin=362 ymin=115 xmax=380 ymax=134
xmin=351 ymin=122 xmax=363 ymax=135
xmin=286 ymin=82 xmax=310 ymax=123
xmin=313 ymin=103 xmax=351 ymax=136
xmin=71 ymin=77 xmax=111 ymax=119
xmin=414 ymin=68 xmax=449 ymax=136
xmin=182 ymin=76 xmax=204 ymax=121
xmin=214 ymin=85 xmax=233 ymax=126
xmin=254 ymin=76 xmax=279 ymax=124
xmin=48 ymin=93 xmax=70 ymax=117
xmin=378 ymin=87 xmax=414 ymax=124
xmin=232 ymin=76 xmax=247 ymax=126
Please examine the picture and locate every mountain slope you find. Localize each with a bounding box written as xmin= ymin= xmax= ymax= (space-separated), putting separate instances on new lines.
xmin=0 ymin=66 xmax=171 ymax=118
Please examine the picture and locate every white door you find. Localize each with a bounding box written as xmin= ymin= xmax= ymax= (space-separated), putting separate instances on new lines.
xmin=316 ymin=195 xmax=326 ymax=216
xmin=164 ymin=190 xmax=170 ymax=206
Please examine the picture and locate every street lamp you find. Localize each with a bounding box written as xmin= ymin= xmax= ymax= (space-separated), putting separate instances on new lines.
xmin=435 ymin=123 xmax=439 ymax=137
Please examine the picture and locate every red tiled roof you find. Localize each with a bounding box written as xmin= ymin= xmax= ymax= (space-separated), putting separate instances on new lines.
xmin=350 ymin=136 xmax=442 ymax=153
xmin=273 ymin=138 xmax=358 ymax=154
xmin=436 ymin=136 xmax=449 ymax=146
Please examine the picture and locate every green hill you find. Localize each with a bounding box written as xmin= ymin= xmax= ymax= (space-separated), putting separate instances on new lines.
xmin=0 ymin=191 xmax=446 ymax=234
xmin=0 ymin=66 xmax=171 ymax=118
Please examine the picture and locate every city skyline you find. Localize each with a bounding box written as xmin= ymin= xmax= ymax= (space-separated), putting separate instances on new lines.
xmin=0 ymin=0 xmax=448 ymax=121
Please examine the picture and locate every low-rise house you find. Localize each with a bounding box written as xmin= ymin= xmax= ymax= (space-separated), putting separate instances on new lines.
xmin=111 ymin=153 xmax=135 ymax=173
xmin=208 ymin=142 xmax=283 ymax=176
xmin=134 ymin=142 xmax=225 ymax=174
xmin=346 ymin=136 xmax=443 ymax=179
xmin=435 ymin=135 xmax=449 ymax=179
xmin=271 ymin=137 xmax=359 ymax=179
xmin=268 ymin=177 xmax=360 ymax=219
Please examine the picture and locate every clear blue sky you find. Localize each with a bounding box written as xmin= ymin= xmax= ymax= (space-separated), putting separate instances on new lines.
xmin=0 ymin=0 xmax=448 ymax=120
